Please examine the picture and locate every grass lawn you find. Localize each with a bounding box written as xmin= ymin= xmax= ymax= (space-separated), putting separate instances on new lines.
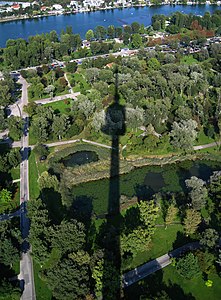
xmin=29 ymin=151 xmax=40 ymax=200
xmin=163 ymin=266 xmax=221 ymax=300
xmin=123 ymin=224 xmax=186 ymax=272
xmin=33 ymin=261 xmax=52 ymax=300
xmin=44 ymin=99 xmax=72 ymax=114
xmin=180 ymin=55 xmax=198 ymax=65
xmin=125 ymin=264 xmax=221 ymax=300
xmin=195 ymin=129 xmax=215 ymax=146
xmin=10 ymin=166 xmax=20 ymax=180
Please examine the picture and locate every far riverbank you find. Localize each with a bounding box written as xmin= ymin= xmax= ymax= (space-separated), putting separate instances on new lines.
xmin=0 ymin=4 xmax=220 ymax=47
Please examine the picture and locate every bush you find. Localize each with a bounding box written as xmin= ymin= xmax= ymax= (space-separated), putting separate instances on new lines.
xmin=176 ymin=253 xmax=201 ymax=280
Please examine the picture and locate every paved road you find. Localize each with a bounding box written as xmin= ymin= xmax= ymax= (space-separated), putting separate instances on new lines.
xmin=193 ymin=141 xmax=221 ymax=150
xmin=34 ymin=92 xmax=80 ymax=105
xmin=123 ymin=242 xmax=200 ymax=287
xmin=17 ymin=76 xmax=36 ymax=300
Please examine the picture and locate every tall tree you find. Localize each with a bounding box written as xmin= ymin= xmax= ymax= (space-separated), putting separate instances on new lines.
xmin=183 ymin=209 xmax=201 ymax=235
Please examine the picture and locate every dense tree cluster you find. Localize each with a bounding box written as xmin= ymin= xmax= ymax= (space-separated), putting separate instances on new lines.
xmin=0 ymin=220 xmax=21 ymax=298
xmin=71 ymin=45 xmax=221 ymax=153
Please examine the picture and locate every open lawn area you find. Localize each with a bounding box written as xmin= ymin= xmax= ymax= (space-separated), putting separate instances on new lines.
xmin=29 ymin=151 xmax=40 ymax=200
xmin=124 ymin=224 xmax=187 ymax=272
xmin=180 ymin=55 xmax=198 ymax=65
xmin=44 ymin=99 xmax=72 ymax=114
xmin=125 ymin=265 xmax=221 ymax=300
xmin=33 ymin=261 xmax=52 ymax=300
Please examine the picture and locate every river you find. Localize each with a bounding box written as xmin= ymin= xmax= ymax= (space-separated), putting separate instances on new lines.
xmin=0 ymin=4 xmax=220 ymax=47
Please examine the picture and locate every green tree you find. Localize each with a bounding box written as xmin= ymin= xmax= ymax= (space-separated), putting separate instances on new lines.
xmin=176 ymin=253 xmax=201 ymax=279
xmin=0 ymin=189 xmax=12 ymax=204
xmin=66 ymin=61 xmax=78 ymax=73
xmin=33 ymin=144 xmax=49 ymax=158
xmin=165 ymin=204 xmax=178 ymax=227
xmin=85 ymin=29 xmax=94 ymax=41
xmin=185 ymin=176 xmax=208 ymax=210
xmin=170 ymin=120 xmax=198 ymax=150
xmin=200 ymin=228 xmax=219 ymax=249
xmin=183 ymin=209 xmax=201 ymax=236
xmin=38 ymin=171 xmax=59 ymax=191
xmin=7 ymin=149 xmax=22 ymax=168
xmin=8 ymin=116 xmax=24 ymax=141
xmin=52 ymin=115 xmax=70 ymax=139
xmin=131 ymin=33 xmax=143 ymax=49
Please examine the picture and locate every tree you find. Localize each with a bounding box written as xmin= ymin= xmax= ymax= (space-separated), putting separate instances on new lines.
xmin=147 ymin=57 xmax=160 ymax=70
xmin=183 ymin=209 xmax=201 ymax=235
xmin=33 ymin=144 xmax=49 ymax=158
xmin=27 ymin=198 xmax=51 ymax=263
xmin=170 ymin=120 xmax=198 ymax=150
xmin=121 ymin=200 xmax=159 ymax=256
xmin=23 ymin=102 xmax=37 ymax=116
xmin=45 ymin=256 xmax=90 ymax=300
xmin=131 ymin=33 xmax=143 ymax=49
xmin=8 ymin=116 xmax=24 ymax=141
xmin=7 ymin=149 xmax=22 ymax=168
xmin=176 ymin=253 xmax=201 ymax=280
xmin=0 ymin=189 xmax=12 ymax=204
xmin=38 ymin=171 xmax=59 ymax=191
xmin=51 ymin=220 xmax=86 ymax=254
xmin=52 ymin=115 xmax=70 ymax=139
xmin=76 ymin=95 xmax=95 ymax=119
xmin=0 ymin=109 xmax=6 ymax=131
xmin=66 ymin=61 xmax=78 ymax=73
xmin=185 ymin=176 xmax=208 ymax=210
xmin=200 ymin=228 xmax=219 ymax=249
xmin=0 ymin=238 xmax=19 ymax=266
xmin=195 ymin=250 xmax=215 ymax=274
xmin=165 ymin=204 xmax=178 ymax=227
xmin=85 ymin=29 xmax=94 ymax=41
xmin=131 ymin=22 xmax=140 ymax=33
xmin=32 ymin=116 xmax=49 ymax=142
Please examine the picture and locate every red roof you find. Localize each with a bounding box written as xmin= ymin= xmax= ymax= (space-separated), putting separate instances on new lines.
xmin=12 ymin=4 xmax=20 ymax=9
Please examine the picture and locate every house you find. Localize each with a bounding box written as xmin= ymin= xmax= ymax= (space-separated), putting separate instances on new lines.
xmin=21 ymin=3 xmax=31 ymax=9
xmin=40 ymin=6 xmax=47 ymax=11
xmin=11 ymin=4 xmax=20 ymax=10
xmin=52 ymin=4 xmax=63 ymax=10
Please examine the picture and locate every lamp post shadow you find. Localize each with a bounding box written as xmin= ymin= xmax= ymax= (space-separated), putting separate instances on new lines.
xmin=101 ymin=66 xmax=126 ymax=299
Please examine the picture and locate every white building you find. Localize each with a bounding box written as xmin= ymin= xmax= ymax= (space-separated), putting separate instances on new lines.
xmin=52 ymin=4 xmax=63 ymax=10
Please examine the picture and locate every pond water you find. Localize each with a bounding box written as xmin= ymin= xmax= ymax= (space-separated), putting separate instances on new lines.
xmin=62 ymin=150 xmax=99 ymax=167
xmin=71 ymin=159 xmax=221 ymax=216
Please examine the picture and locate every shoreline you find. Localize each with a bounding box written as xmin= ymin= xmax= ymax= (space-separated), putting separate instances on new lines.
xmin=0 ymin=3 xmax=220 ymax=24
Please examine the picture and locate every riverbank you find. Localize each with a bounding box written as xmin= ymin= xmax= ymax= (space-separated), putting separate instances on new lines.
xmin=0 ymin=2 xmax=220 ymax=24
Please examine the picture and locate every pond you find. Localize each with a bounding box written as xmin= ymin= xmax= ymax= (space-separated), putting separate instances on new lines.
xmin=62 ymin=150 xmax=99 ymax=167
xmin=71 ymin=159 xmax=221 ymax=216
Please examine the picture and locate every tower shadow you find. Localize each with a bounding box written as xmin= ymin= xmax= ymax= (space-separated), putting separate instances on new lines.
xmin=101 ymin=66 xmax=126 ymax=299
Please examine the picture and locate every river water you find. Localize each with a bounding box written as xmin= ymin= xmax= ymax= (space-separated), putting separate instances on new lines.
xmin=0 ymin=4 xmax=220 ymax=47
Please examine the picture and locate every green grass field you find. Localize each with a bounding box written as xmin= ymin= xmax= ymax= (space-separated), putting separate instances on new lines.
xmin=29 ymin=151 xmax=40 ymax=200
xmin=33 ymin=261 xmax=52 ymax=300
xmin=44 ymin=99 xmax=72 ymax=114
xmin=180 ymin=55 xmax=198 ymax=65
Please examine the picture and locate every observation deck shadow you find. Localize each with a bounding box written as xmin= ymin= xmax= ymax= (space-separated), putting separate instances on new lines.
xmin=100 ymin=66 xmax=126 ymax=299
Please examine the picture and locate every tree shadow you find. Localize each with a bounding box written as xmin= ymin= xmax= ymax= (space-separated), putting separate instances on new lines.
xmin=100 ymin=66 xmax=126 ymax=299
xmin=172 ymin=231 xmax=193 ymax=250
xmin=40 ymin=188 xmax=65 ymax=224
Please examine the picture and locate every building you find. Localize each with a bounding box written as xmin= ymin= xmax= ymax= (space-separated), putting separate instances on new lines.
xmin=11 ymin=3 xmax=20 ymax=10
